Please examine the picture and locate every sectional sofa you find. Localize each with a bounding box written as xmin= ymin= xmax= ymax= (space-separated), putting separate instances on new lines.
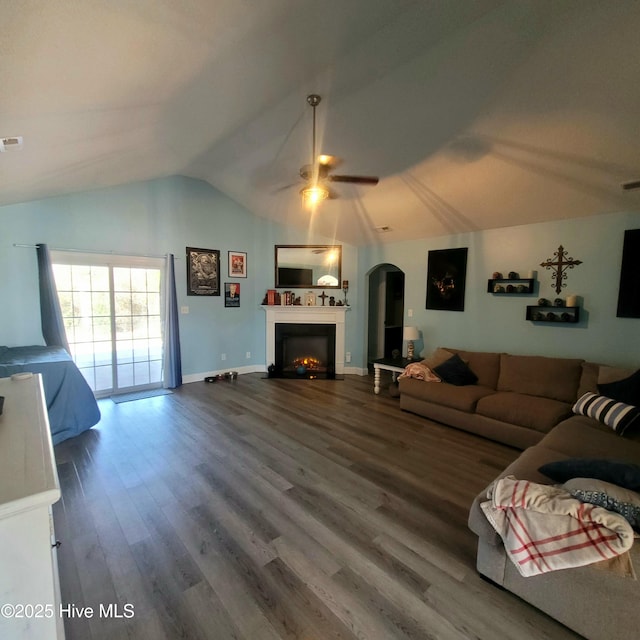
xmin=398 ymin=348 xmax=640 ymax=640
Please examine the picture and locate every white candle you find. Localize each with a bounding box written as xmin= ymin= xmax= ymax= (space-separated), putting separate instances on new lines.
xmin=566 ymin=294 xmax=578 ymax=307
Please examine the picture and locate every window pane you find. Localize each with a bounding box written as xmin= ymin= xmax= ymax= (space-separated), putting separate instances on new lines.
xmin=116 ymin=340 xmax=134 ymax=364
xmin=53 ymin=264 xmax=72 ymax=290
xmin=134 ymin=361 xmax=150 ymax=385
xmin=149 ymin=359 xmax=162 ymax=383
xmin=131 ymin=292 xmax=147 ymax=315
xmin=114 ymin=292 xmax=132 ymax=316
xmin=117 ymin=363 xmax=134 ymax=388
xmin=58 ymin=291 xmax=74 ymax=317
xmin=115 ymin=316 xmax=132 ymax=339
xmin=130 ymin=269 xmax=148 ymax=292
xmin=147 ymin=270 xmax=160 ymax=292
xmin=72 ymin=265 xmax=92 ymax=291
xmin=133 ymin=339 xmax=149 ymax=361
xmin=91 ymin=266 xmax=109 ymax=291
xmin=91 ymin=291 xmax=110 ymax=316
xmin=132 ymin=316 xmax=149 ymax=339
xmin=78 ymin=367 xmax=96 ymax=391
xmin=147 ymin=292 xmax=160 ymax=315
xmin=113 ymin=268 xmax=130 ymax=291
xmin=148 ymin=316 xmax=161 ymax=338
xmin=94 ymin=366 xmax=112 ymax=392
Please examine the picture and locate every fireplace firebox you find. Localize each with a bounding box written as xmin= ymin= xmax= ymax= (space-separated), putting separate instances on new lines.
xmin=272 ymin=323 xmax=336 ymax=379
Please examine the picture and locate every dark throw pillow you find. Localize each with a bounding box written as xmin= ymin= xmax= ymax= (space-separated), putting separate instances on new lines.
xmin=539 ymin=459 xmax=640 ymax=491
xmin=598 ymin=369 xmax=640 ymax=407
xmin=433 ymin=353 xmax=478 ymax=386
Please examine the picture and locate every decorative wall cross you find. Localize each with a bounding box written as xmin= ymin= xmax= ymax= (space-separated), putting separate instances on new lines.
xmin=540 ymin=245 xmax=583 ymax=294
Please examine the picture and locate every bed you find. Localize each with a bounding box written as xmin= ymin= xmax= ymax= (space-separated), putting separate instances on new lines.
xmin=0 ymin=345 xmax=101 ymax=444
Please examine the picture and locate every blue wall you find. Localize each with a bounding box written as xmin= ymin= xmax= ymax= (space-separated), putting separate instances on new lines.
xmin=1 ymin=175 xmax=638 ymax=373
xmin=0 ymin=176 xmax=361 ymax=378
xmin=358 ymin=211 xmax=640 ymax=368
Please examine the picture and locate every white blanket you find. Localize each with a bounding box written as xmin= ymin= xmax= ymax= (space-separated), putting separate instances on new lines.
xmin=481 ymin=476 xmax=634 ymax=577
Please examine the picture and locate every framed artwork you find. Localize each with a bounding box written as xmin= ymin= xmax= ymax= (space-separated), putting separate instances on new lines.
xmin=617 ymin=228 xmax=640 ymax=318
xmin=228 ymin=251 xmax=247 ymax=278
xmin=425 ymin=247 xmax=468 ymax=311
xmin=304 ymin=292 xmax=316 ymax=306
xmin=224 ymin=282 xmax=240 ymax=307
xmin=186 ymin=247 xmax=220 ymax=296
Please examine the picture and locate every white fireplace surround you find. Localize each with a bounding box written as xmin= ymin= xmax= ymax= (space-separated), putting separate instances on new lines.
xmin=262 ymin=305 xmax=349 ymax=374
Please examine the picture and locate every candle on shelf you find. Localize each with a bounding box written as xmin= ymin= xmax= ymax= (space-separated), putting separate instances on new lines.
xmin=566 ymin=294 xmax=578 ymax=307
xmin=342 ymin=280 xmax=349 ymax=289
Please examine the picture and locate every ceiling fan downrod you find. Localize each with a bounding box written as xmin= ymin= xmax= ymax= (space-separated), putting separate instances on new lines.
xmin=307 ymin=94 xmax=321 ymax=175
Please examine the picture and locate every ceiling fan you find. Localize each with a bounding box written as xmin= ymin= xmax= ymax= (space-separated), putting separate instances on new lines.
xmin=296 ymin=94 xmax=379 ymax=207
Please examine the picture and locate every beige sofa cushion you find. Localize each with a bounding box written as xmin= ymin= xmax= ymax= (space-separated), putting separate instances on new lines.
xmin=398 ymin=378 xmax=494 ymax=412
xmin=497 ymin=354 xmax=584 ymax=403
xmin=542 ymin=416 xmax=640 ymax=456
xmin=444 ymin=348 xmax=501 ymax=389
xmin=476 ymin=392 xmax=572 ymax=433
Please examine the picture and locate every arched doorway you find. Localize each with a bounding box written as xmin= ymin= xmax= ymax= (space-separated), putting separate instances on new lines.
xmin=367 ymin=263 xmax=405 ymax=366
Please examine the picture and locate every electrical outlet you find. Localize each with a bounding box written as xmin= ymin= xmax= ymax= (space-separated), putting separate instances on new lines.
xmin=221 ymin=353 xmax=226 ymax=361
xmin=180 ymin=306 xmax=189 ymax=314
xmin=345 ymin=352 xmax=351 ymax=363
xmin=246 ymin=351 xmax=251 ymax=359
xmin=408 ymin=309 xmax=413 ymax=317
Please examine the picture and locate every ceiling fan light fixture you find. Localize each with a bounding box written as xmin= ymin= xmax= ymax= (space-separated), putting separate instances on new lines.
xmin=301 ymin=184 xmax=329 ymax=207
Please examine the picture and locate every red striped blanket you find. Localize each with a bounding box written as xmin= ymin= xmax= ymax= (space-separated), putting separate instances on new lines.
xmin=480 ymin=476 xmax=634 ymax=577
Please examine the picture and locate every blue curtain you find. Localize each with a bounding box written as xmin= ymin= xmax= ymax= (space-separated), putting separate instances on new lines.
xmin=163 ymin=254 xmax=182 ymax=388
xmin=36 ymin=243 xmax=70 ymax=352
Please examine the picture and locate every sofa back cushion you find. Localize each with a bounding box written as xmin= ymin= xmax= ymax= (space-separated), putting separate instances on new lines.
xmin=497 ymin=354 xmax=584 ymax=402
xmin=443 ymin=348 xmax=501 ymax=389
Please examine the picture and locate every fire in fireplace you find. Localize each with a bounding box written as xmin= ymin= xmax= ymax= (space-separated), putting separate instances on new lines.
xmin=272 ymin=323 xmax=336 ymax=379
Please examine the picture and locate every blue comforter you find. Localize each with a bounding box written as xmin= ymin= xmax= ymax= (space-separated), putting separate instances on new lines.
xmin=0 ymin=345 xmax=101 ymax=444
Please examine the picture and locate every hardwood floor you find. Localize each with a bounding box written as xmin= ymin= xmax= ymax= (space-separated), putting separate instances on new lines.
xmin=53 ymin=373 xmax=582 ymax=640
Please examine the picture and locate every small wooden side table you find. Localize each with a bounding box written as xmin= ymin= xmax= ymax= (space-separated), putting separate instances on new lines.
xmin=372 ymin=356 xmax=415 ymax=394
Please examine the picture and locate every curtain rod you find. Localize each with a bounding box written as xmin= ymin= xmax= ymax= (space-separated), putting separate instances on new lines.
xmin=13 ymin=243 xmax=177 ymax=260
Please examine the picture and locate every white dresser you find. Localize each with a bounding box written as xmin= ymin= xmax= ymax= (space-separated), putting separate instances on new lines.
xmin=0 ymin=374 xmax=64 ymax=639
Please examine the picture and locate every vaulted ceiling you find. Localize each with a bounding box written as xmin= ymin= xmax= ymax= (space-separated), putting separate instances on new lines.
xmin=2 ymin=0 xmax=639 ymax=245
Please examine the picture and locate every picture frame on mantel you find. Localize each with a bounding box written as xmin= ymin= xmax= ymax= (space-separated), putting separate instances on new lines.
xmin=228 ymin=251 xmax=247 ymax=278
xmin=186 ymin=247 xmax=220 ymax=296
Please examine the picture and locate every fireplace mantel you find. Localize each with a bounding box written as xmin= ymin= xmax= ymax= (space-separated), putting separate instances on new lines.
xmin=262 ymin=305 xmax=349 ymax=374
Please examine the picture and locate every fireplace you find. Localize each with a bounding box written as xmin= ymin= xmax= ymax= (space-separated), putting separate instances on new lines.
xmin=263 ymin=305 xmax=349 ymax=376
xmin=273 ymin=323 xmax=336 ymax=379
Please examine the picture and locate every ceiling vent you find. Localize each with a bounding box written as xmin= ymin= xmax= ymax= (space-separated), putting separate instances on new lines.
xmin=0 ymin=136 xmax=24 ymax=152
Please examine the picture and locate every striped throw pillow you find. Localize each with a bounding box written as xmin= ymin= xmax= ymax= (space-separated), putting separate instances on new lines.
xmin=573 ymin=392 xmax=640 ymax=435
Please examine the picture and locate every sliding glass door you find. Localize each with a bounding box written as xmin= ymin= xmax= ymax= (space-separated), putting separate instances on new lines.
xmin=52 ymin=253 xmax=164 ymax=397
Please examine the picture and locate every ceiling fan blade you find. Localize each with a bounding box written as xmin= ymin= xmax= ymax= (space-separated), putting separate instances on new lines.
xmin=329 ymin=175 xmax=379 ymax=185
xmin=622 ymin=180 xmax=640 ymax=191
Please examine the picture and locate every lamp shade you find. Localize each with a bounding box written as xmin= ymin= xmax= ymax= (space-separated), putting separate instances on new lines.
xmin=403 ymin=326 xmax=419 ymax=341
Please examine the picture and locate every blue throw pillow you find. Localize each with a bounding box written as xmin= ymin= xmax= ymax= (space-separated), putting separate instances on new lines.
xmin=598 ymin=369 xmax=640 ymax=407
xmin=433 ymin=353 xmax=478 ymax=386
xmin=539 ymin=459 xmax=640 ymax=491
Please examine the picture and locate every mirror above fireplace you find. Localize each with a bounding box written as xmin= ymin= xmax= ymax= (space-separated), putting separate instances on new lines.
xmin=275 ymin=245 xmax=342 ymax=289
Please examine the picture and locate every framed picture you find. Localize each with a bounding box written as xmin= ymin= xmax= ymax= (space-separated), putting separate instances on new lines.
xmin=224 ymin=282 xmax=240 ymax=307
xmin=304 ymin=292 xmax=316 ymax=306
xmin=425 ymin=247 xmax=468 ymax=311
xmin=186 ymin=247 xmax=220 ymax=296
xmin=228 ymin=251 xmax=247 ymax=278
xmin=617 ymin=228 xmax=640 ymax=318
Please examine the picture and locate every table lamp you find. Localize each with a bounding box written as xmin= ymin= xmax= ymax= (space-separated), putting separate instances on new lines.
xmin=403 ymin=326 xmax=419 ymax=360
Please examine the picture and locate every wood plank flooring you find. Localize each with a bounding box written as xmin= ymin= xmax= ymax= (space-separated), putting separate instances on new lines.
xmin=53 ymin=373 xmax=582 ymax=640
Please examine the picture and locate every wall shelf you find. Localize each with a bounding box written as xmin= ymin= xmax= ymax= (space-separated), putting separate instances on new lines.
xmin=526 ymin=305 xmax=580 ymax=323
xmin=488 ymin=278 xmax=535 ymax=294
